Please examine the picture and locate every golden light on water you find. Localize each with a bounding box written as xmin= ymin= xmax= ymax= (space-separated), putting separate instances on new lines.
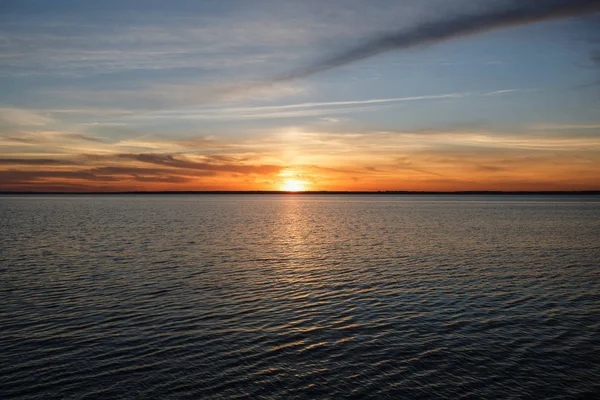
xmin=281 ymin=179 xmax=306 ymax=192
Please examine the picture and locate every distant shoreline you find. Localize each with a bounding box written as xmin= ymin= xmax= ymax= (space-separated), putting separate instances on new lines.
xmin=2 ymin=190 xmax=600 ymax=195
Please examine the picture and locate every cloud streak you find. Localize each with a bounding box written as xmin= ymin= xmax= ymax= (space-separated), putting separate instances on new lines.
xmin=0 ymin=152 xmax=285 ymax=190
xmin=0 ymin=158 xmax=78 ymax=166
xmin=276 ymin=0 xmax=600 ymax=81
xmin=121 ymin=92 xmax=468 ymax=122
xmin=119 ymin=153 xmax=283 ymax=175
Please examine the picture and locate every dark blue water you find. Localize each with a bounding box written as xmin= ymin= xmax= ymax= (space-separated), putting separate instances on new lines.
xmin=1 ymin=195 xmax=599 ymax=399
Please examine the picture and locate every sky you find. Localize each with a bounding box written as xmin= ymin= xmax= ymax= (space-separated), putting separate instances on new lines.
xmin=1 ymin=0 xmax=599 ymax=192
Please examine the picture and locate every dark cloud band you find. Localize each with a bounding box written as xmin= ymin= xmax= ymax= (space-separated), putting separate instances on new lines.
xmin=277 ymin=0 xmax=600 ymax=81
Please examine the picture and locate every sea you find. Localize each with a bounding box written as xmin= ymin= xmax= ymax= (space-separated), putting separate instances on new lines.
xmin=1 ymin=194 xmax=599 ymax=399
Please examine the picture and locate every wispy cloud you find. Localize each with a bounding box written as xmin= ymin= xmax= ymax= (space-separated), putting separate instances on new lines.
xmin=0 ymin=130 xmax=104 ymax=146
xmin=122 ymin=92 xmax=468 ymax=122
xmin=0 ymin=158 xmax=78 ymax=166
xmin=0 ymin=152 xmax=283 ymax=190
xmin=531 ymin=123 xmax=600 ymax=130
xmin=225 ymin=93 xmax=467 ymax=111
xmin=36 ymin=80 xmax=307 ymax=111
xmin=2 ymin=126 xmax=599 ymax=191
xmin=0 ymin=2 xmax=386 ymax=79
xmin=118 ymin=153 xmax=283 ymax=175
xmin=275 ymin=0 xmax=600 ymax=81
xmin=484 ymin=89 xmax=522 ymax=96
xmin=0 ymin=108 xmax=54 ymax=127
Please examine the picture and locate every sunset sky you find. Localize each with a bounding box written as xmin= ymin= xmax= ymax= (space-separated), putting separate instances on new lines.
xmin=1 ymin=0 xmax=599 ymax=192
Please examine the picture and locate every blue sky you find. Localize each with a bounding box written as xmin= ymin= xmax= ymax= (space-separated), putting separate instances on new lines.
xmin=1 ymin=0 xmax=599 ymax=191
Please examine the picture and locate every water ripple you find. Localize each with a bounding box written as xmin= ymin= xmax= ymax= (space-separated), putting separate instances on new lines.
xmin=1 ymin=194 xmax=600 ymax=399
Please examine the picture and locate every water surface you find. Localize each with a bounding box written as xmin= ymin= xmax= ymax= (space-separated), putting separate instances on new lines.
xmin=1 ymin=195 xmax=599 ymax=399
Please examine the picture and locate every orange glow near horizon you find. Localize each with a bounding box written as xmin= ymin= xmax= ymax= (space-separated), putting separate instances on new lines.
xmin=281 ymin=179 xmax=306 ymax=192
xmin=2 ymin=159 xmax=600 ymax=192
xmin=1 ymin=130 xmax=600 ymax=192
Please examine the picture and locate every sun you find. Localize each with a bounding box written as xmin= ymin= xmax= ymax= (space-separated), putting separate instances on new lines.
xmin=281 ymin=179 xmax=305 ymax=192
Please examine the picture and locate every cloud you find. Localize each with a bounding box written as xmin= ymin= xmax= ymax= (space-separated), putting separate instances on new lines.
xmin=0 ymin=108 xmax=54 ymax=127
xmin=225 ymin=93 xmax=467 ymax=111
xmin=88 ymin=166 xmax=199 ymax=176
xmin=531 ymin=123 xmax=600 ymax=130
xmin=0 ymin=151 xmax=284 ymax=190
xmin=119 ymin=153 xmax=283 ymax=175
xmin=59 ymin=133 xmax=105 ymax=142
xmin=592 ymin=51 xmax=600 ymax=66
xmin=0 ymin=135 xmax=42 ymax=144
xmin=0 ymin=130 xmax=105 ymax=146
xmin=37 ymin=80 xmax=306 ymax=112
xmin=0 ymin=17 xmax=311 ymax=76
xmin=275 ymin=0 xmax=600 ymax=81
xmin=475 ymin=164 xmax=507 ymax=172
xmin=129 ymin=175 xmax=191 ymax=183
xmin=124 ymin=92 xmax=468 ymax=122
xmin=2 ymin=128 xmax=599 ymax=191
xmin=0 ymin=158 xmax=78 ymax=166
xmin=484 ymin=89 xmax=521 ymax=96
xmin=0 ymin=164 xmax=211 ymax=187
xmin=0 ymin=169 xmax=195 ymax=186
xmin=0 ymin=170 xmax=120 ymax=184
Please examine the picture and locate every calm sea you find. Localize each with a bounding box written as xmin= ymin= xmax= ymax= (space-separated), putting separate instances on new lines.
xmin=1 ymin=194 xmax=599 ymax=399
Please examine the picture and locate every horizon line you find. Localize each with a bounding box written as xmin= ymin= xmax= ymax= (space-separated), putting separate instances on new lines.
xmin=1 ymin=190 xmax=599 ymax=196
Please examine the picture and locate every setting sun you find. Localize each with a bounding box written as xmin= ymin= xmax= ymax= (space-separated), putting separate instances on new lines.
xmin=281 ymin=179 xmax=306 ymax=192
